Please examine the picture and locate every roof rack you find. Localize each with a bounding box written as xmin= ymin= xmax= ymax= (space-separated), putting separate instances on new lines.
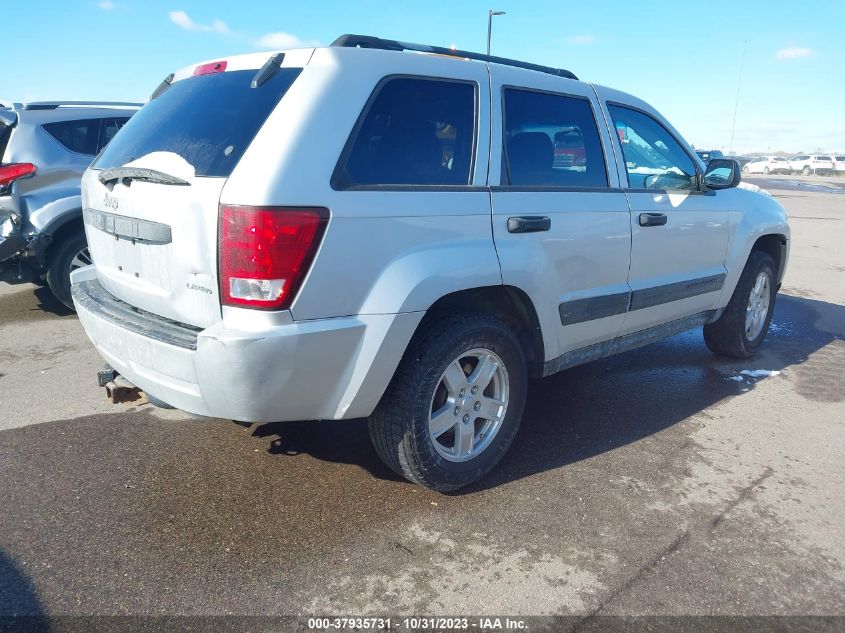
xmin=20 ymin=101 xmax=143 ymax=111
xmin=331 ymin=34 xmax=578 ymax=81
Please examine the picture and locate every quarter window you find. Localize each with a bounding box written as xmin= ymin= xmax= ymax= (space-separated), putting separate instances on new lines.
xmin=336 ymin=77 xmax=476 ymax=187
xmin=608 ymin=105 xmax=696 ymax=191
xmin=42 ymin=119 xmax=101 ymax=156
xmin=98 ymin=117 xmax=130 ymax=152
xmin=502 ymin=89 xmax=608 ymax=188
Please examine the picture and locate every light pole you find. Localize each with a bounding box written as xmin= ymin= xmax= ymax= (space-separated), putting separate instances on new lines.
xmin=487 ymin=10 xmax=505 ymax=55
xmin=729 ymin=40 xmax=747 ymax=155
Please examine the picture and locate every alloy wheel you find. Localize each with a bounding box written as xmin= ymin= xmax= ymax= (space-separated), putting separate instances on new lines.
xmin=428 ymin=348 xmax=510 ymax=462
xmin=745 ymin=271 xmax=771 ymax=341
xmin=69 ymin=246 xmax=92 ymax=272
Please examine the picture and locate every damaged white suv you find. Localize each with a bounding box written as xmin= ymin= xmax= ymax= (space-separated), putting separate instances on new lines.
xmin=73 ymin=35 xmax=790 ymax=490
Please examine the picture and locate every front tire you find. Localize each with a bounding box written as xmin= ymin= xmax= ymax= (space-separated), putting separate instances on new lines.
xmin=764 ymin=167 xmax=770 ymax=175
xmin=704 ymin=251 xmax=777 ymax=358
xmin=369 ymin=313 xmax=527 ymax=491
xmin=802 ymin=165 xmax=811 ymax=176
xmin=46 ymin=231 xmax=91 ymax=310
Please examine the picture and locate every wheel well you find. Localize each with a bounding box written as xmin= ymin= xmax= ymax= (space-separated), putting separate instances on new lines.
xmin=419 ymin=286 xmax=546 ymax=377
xmin=751 ymin=234 xmax=787 ymax=283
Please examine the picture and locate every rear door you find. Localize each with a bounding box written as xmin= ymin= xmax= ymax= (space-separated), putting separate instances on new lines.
xmin=83 ymin=59 xmax=303 ymax=328
xmin=600 ymin=96 xmax=733 ymax=335
xmin=490 ymin=68 xmax=632 ymax=362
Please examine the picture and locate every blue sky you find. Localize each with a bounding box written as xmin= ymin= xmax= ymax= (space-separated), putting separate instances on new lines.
xmin=4 ymin=0 xmax=844 ymax=153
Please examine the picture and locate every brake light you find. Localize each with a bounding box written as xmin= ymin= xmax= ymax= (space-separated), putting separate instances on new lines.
xmin=193 ymin=60 xmax=227 ymax=76
xmin=0 ymin=163 xmax=37 ymax=190
xmin=219 ymin=205 xmax=328 ymax=310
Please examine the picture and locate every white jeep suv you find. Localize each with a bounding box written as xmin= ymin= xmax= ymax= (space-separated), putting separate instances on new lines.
xmin=72 ymin=35 xmax=790 ymax=490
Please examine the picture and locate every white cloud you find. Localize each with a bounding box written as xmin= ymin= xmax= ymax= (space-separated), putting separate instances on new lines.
xmin=775 ymin=46 xmax=814 ymax=60
xmin=168 ymin=10 xmax=230 ymax=34
xmin=564 ymin=35 xmax=595 ymax=46
xmin=98 ymin=0 xmax=115 ymax=10
xmin=254 ymin=32 xmax=320 ymax=50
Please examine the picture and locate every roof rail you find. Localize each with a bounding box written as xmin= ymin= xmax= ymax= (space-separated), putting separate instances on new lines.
xmin=330 ymin=34 xmax=578 ymax=81
xmin=21 ymin=101 xmax=143 ymax=111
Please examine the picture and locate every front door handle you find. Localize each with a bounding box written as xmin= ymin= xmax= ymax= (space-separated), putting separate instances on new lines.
xmin=639 ymin=212 xmax=668 ymax=227
xmin=508 ymin=216 xmax=552 ymax=233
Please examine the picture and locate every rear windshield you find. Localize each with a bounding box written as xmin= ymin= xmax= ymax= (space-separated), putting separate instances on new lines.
xmin=94 ymin=68 xmax=301 ymax=177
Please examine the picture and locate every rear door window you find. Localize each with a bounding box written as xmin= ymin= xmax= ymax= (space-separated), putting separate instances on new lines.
xmin=42 ymin=119 xmax=101 ymax=156
xmin=502 ymin=88 xmax=608 ymax=188
xmin=95 ymin=68 xmax=301 ymax=177
xmin=334 ymin=77 xmax=477 ymax=188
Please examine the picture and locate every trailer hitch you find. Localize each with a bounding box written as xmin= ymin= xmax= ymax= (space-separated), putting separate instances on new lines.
xmin=98 ymin=364 xmax=147 ymax=404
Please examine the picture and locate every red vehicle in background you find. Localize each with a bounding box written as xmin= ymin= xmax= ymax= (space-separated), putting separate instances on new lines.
xmin=553 ymin=128 xmax=587 ymax=167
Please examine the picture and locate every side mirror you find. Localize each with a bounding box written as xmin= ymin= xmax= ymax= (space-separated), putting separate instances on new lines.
xmin=703 ymin=158 xmax=741 ymax=190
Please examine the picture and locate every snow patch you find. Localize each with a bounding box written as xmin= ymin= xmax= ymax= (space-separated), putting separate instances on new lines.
xmin=767 ymin=321 xmax=795 ymax=336
xmin=726 ymin=369 xmax=782 ymax=382
xmin=740 ymin=369 xmax=781 ymax=379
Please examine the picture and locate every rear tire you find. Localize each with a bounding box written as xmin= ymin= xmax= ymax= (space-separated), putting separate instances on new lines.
xmin=802 ymin=165 xmax=811 ymax=176
xmin=46 ymin=231 xmax=91 ymax=310
xmin=764 ymin=167 xmax=770 ymax=175
xmin=704 ymin=251 xmax=777 ymax=359
xmin=369 ymin=313 xmax=527 ymax=491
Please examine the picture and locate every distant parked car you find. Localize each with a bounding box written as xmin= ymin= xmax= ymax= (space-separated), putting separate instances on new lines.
xmin=789 ymin=154 xmax=834 ymax=175
xmin=695 ymin=149 xmax=724 ymax=165
xmin=833 ymin=155 xmax=845 ymax=176
xmin=0 ymin=101 xmax=140 ymax=308
xmin=742 ymin=156 xmax=790 ymax=175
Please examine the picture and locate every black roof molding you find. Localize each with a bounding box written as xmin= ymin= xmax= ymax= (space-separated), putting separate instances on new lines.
xmin=331 ymin=34 xmax=578 ymax=81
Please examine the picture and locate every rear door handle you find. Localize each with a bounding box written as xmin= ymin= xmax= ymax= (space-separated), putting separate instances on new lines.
xmin=639 ymin=212 xmax=668 ymax=227
xmin=507 ymin=216 xmax=551 ymax=233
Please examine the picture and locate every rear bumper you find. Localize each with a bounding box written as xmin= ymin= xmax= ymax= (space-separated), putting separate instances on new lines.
xmin=71 ymin=272 xmax=422 ymax=422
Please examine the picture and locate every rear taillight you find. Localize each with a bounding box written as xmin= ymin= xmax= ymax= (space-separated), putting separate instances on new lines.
xmin=0 ymin=163 xmax=37 ymax=194
xmin=218 ymin=205 xmax=328 ymax=310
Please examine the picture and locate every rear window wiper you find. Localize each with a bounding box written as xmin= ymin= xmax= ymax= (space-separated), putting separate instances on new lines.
xmin=98 ymin=166 xmax=190 ymax=186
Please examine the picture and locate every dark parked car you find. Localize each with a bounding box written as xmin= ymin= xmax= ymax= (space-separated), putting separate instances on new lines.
xmin=695 ymin=149 xmax=724 ymax=165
